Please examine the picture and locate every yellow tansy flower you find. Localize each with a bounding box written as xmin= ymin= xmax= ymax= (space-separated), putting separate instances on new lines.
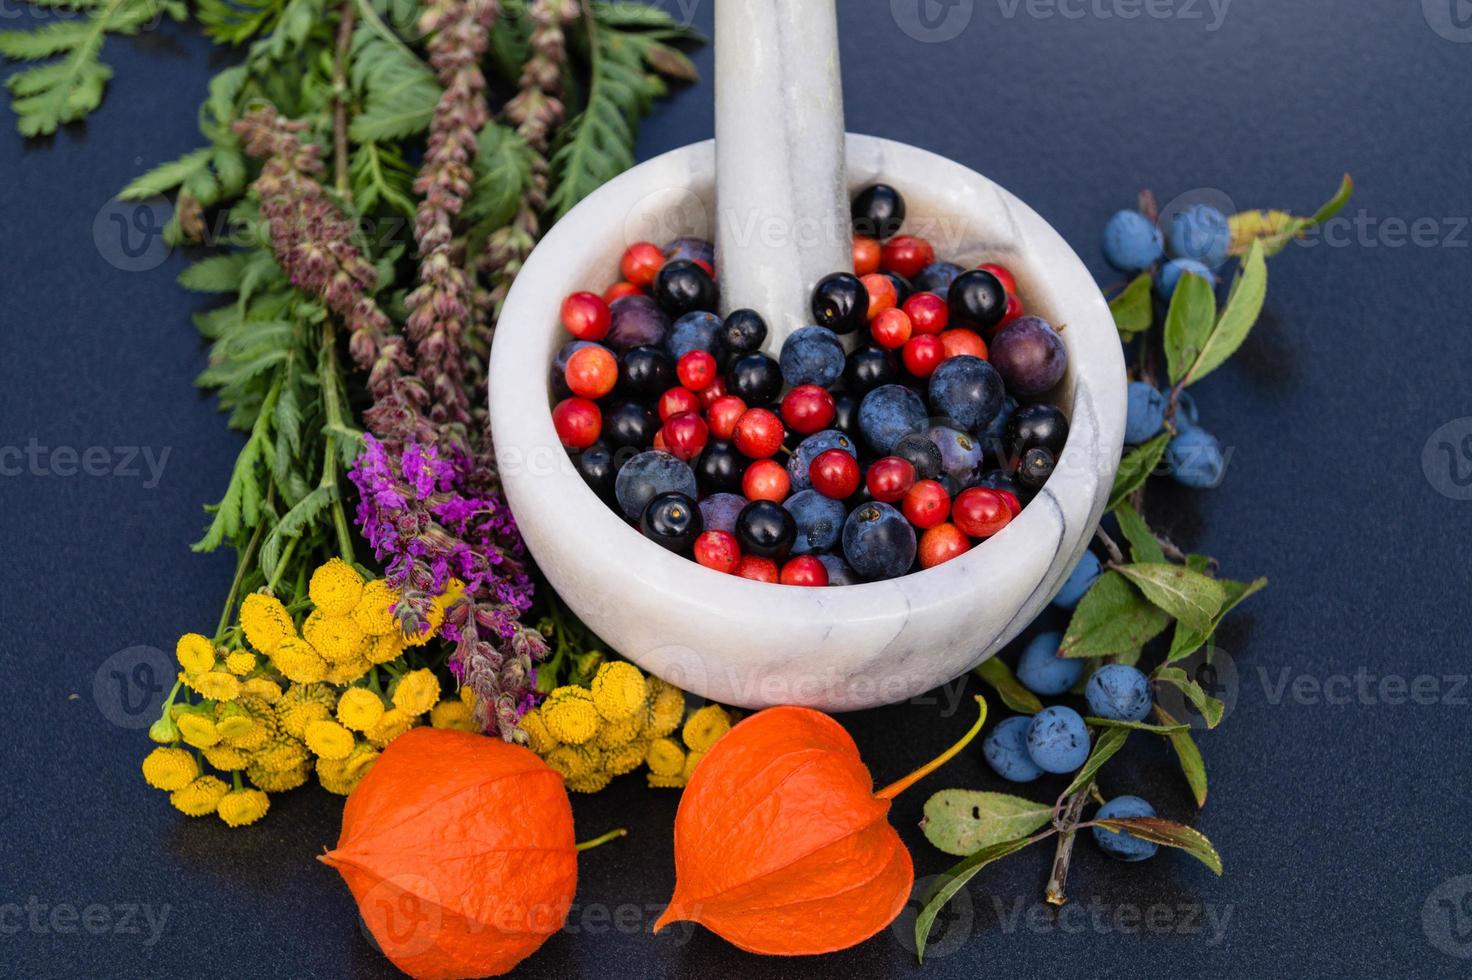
xmin=241 ymin=677 xmax=282 ymax=703
xmin=351 ymin=579 xmax=400 ymax=636
xmin=270 ymin=637 xmax=328 ymax=684
xmin=177 ymin=713 xmax=220 ymax=748
xmin=317 ymin=743 xmax=379 ymax=795
xmin=170 ymin=775 xmax=229 ymax=817
xmin=309 ymin=558 xmax=365 ymax=616
xmin=591 ymin=661 xmax=647 ymax=722
xmin=141 ymin=747 xmax=198 ymax=791
xmin=519 ymin=707 xmax=558 ymax=754
xmin=217 ymin=788 xmax=270 ymax=828
xmin=641 ymin=679 xmax=686 ymax=738
xmin=681 ymin=749 xmax=706 ymax=781
xmin=336 ymin=688 xmax=385 ymax=732
xmin=277 ymin=684 xmax=336 ymax=739
xmin=566 ymin=771 xmax=612 ymax=793
xmin=366 ymin=707 xmax=415 ymax=748
xmin=545 ymin=743 xmax=601 ymax=782
xmin=392 ymin=669 xmax=440 ymax=716
xmin=224 ymin=651 xmax=257 ymax=676
xmin=176 ymin=633 xmax=216 ymax=675
xmin=682 ymin=705 xmax=731 ymax=753
xmin=148 ymin=714 xmax=180 ymax=744
xmin=594 ymin=715 xmax=641 ymax=749
xmin=645 ymin=737 xmax=686 ymax=777
xmin=366 ymin=633 xmax=407 ymax=665
xmin=646 ymin=772 xmax=687 ymax=789
xmin=246 ymin=761 xmax=310 ymax=793
xmin=602 ymin=739 xmax=648 ymax=777
xmin=305 ymin=719 xmax=356 ymax=760
xmin=429 ymin=699 xmax=475 ymax=731
xmin=302 ymin=611 xmax=367 ymax=664
xmin=542 ymin=687 xmax=600 ymax=744
xmin=326 ymin=655 xmax=372 ymax=686
xmin=240 ymin=592 xmax=295 ymax=654
xmin=186 ymin=670 xmax=241 ymax=702
xmin=203 ymin=745 xmax=251 ymax=771
xmin=252 ymin=737 xmax=309 ymax=774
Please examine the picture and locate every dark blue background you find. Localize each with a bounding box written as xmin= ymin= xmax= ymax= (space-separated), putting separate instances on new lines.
xmin=5 ymin=0 xmax=1471 ymax=976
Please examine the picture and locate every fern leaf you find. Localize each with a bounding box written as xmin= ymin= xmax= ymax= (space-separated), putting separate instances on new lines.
xmin=347 ymin=22 xmax=438 ymax=142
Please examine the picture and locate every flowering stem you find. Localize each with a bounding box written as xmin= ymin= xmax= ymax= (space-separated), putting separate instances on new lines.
xmin=875 ymin=696 xmax=988 ymax=800
xmin=575 ymin=827 xmax=627 ymax=852
xmin=331 ymin=0 xmax=355 ymax=197
xmin=318 ymin=318 xmax=357 ymax=562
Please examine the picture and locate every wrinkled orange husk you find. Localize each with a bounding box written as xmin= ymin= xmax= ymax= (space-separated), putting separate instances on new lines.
xmin=322 ymin=728 xmax=578 ymax=979
xmin=654 ymin=706 xmax=914 ymax=955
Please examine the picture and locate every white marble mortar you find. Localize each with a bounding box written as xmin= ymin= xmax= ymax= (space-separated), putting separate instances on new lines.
xmin=488 ymin=135 xmax=1127 ymax=711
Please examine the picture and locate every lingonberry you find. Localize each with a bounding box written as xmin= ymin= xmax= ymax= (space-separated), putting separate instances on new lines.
xmin=560 ymin=291 xmax=611 ymax=341
xmin=603 ymin=281 xmax=642 ymax=303
xmin=809 ymin=448 xmax=861 ymax=500
xmin=620 ymin=241 xmax=664 ymax=288
xmin=676 ymin=350 xmax=718 ymax=391
xmin=919 ymin=523 xmax=971 ymax=568
xmin=734 ymin=555 xmax=779 ymax=583
xmin=853 ymin=235 xmax=881 ymax=276
xmin=658 ymin=386 xmax=701 ymax=421
xmin=881 ymin=235 xmax=935 ymax=280
xmin=860 ymin=273 xmax=897 ymax=318
xmin=698 ymin=374 xmax=728 ymax=409
xmin=743 ymin=458 xmax=791 ymax=503
xmin=902 ymin=334 xmax=945 ymax=378
xmin=706 ymin=395 xmax=747 ymax=441
xmin=693 ymin=530 xmax=741 ymax=574
xmin=1000 ymin=292 xmax=1024 ymax=328
xmin=732 ymin=407 xmax=785 ymax=459
xmin=866 ymin=456 xmax=917 ymax=503
xmin=903 ymin=291 xmax=949 ymax=335
xmin=779 ymin=555 xmax=830 ymax=587
xmin=640 ymin=491 xmax=702 ymax=553
xmin=564 ymin=345 xmax=618 ymax=399
xmin=902 ymin=479 xmax=950 ymax=529
xmin=940 ymin=328 xmax=988 ymax=361
xmin=553 ymin=397 xmax=602 ymax=450
xmin=781 ymin=384 xmax=837 ymax=435
xmin=977 ymin=262 xmax=1017 ymax=296
xmin=870 ymin=307 xmax=912 ymax=349
xmin=661 ymin=412 xmax=709 ymax=461
xmin=953 ymin=487 xmax=1012 ymax=538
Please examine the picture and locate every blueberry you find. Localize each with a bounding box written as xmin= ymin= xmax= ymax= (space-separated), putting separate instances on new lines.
xmin=788 ymin=430 xmax=859 ymax=491
xmin=1124 ymin=381 xmax=1167 ymax=444
xmin=925 ymin=424 xmax=984 ymax=483
xmin=857 ymin=384 xmax=927 ymax=455
xmin=1165 ymin=426 xmax=1225 ymax=487
xmin=1007 ymin=403 xmax=1069 ymax=458
xmin=815 ymin=552 xmax=861 ymax=586
xmin=727 ymin=352 xmax=783 ymax=405
xmin=851 ymin=183 xmax=906 ymax=240
xmin=779 ymin=325 xmax=846 ymax=388
xmin=894 ymin=432 xmax=944 ymax=481
xmin=1164 ymin=204 xmax=1230 ymax=269
xmin=551 ymin=340 xmax=596 ymax=399
xmin=1092 ymin=796 xmax=1159 ymax=862
xmin=912 ymin=261 xmax=964 ymax=295
xmin=667 ymin=310 xmax=723 ymax=359
xmin=653 ymin=258 xmax=718 ymax=317
xmin=604 ymin=401 xmax=658 ymax=450
xmin=832 ymin=394 xmax=858 ymax=438
xmin=613 ymin=450 xmax=697 ymax=521
xmin=618 ymin=345 xmax=675 ymax=400
xmin=784 ymin=489 xmax=848 ymax=555
xmin=605 ymin=295 xmax=670 ymax=353
xmin=811 ymin=272 xmax=869 ymax=335
xmin=572 ymin=442 xmax=615 ymax=500
xmin=990 ymin=316 xmax=1067 ymax=397
xmin=719 ymin=308 xmax=768 ymax=354
xmin=842 ymin=502 xmax=917 ymax=581
xmin=695 ymin=440 xmax=745 ymax=494
xmin=1015 ymin=632 xmax=1084 ymax=696
xmin=1016 ymin=447 xmax=1056 ymax=490
xmin=1025 ymin=706 xmax=1091 ymax=774
xmin=1051 ymin=550 xmax=1102 ymax=610
xmin=1156 ymin=258 xmax=1216 ymax=300
xmin=640 ymin=492 xmax=702 ymax=553
xmin=982 ymin=715 xmax=1044 ymax=783
xmin=884 ymin=271 xmax=913 ymax=306
xmin=1085 ymin=664 xmax=1153 ymax=722
xmin=843 ymin=344 xmax=900 ymax=398
xmin=1102 ymin=209 xmax=1164 ymax=272
xmin=930 ymin=355 xmax=1005 ymax=433
xmin=698 ymin=492 xmax=746 ymax=534
xmin=736 ymin=499 xmax=797 ymax=560
xmin=662 ymin=236 xmax=714 ymax=268
xmin=947 ymin=269 xmax=1008 ymax=332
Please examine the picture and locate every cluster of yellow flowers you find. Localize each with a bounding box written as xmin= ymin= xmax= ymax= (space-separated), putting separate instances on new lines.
xmin=521 ymin=661 xmax=734 ymax=793
xmin=142 ymin=559 xmax=473 ymax=827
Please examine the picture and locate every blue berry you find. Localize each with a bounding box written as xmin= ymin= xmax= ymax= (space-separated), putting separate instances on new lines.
xmin=779 ymin=325 xmax=846 ymax=388
xmin=1156 ymin=258 xmax=1217 ymax=300
xmin=1165 ymin=426 xmax=1226 ymax=487
xmin=815 ymin=552 xmax=861 ymax=586
xmin=1092 ymin=795 xmax=1159 ymax=862
xmin=667 ymin=310 xmax=722 ymax=359
xmin=698 ymin=492 xmax=747 ymax=534
xmin=1025 ymin=706 xmax=1090 ymax=774
xmin=1165 ymin=204 xmax=1230 ymax=269
xmin=929 ymin=355 xmax=1005 ymax=433
xmin=1102 ymin=210 xmax=1164 ymax=272
xmin=784 ymin=489 xmax=848 ymax=555
xmin=1085 ymin=664 xmax=1153 ymax=722
xmin=842 ymin=502 xmax=917 ymax=581
xmin=788 ymin=430 xmax=858 ymax=492
xmin=857 ymin=384 xmax=928 ymax=455
xmin=613 ymin=450 xmax=697 ymax=521
xmin=1051 ymin=550 xmax=1102 ymax=610
xmin=982 ymin=715 xmax=1043 ymax=783
xmin=925 ymin=424 xmax=984 ymax=483
xmin=1124 ymin=381 xmax=1167 ymax=444
xmin=1015 ymin=632 xmax=1084 ymax=696
xmin=912 ymin=261 xmax=965 ymax=295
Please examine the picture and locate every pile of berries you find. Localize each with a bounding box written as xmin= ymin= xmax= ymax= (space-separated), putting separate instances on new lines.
xmin=548 ymin=183 xmax=1071 ymax=586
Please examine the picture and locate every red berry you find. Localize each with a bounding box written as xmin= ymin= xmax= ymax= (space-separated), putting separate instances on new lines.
xmin=999 ymin=291 xmax=1024 ymax=328
xmin=977 ymin=262 xmax=1018 ymax=296
xmin=780 ymin=384 xmax=836 ymax=435
xmin=953 ymin=487 xmax=1013 ymax=538
xmin=694 ymin=530 xmax=741 ymax=573
xmin=869 ymin=307 xmax=912 ymax=349
xmin=706 ymin=395 xmax=747 ymax=441
xmin=939 ymin=329 xmax=988 ymax=361
xmin=564 ymin=344 xmax=618 ymax=399
xmin=902 ymin=334 xmax=945 ymax=378
xmin=603 ymin=281 xmax=642 ymax=303
xmin=552 ymin=397 xmax=601 ymax=449
xmin=658 ymin=386 xmax=701 ymax=421
xmin=661 ymin=412 xmax=709 ymax=461
xmin=733 ymin=408 xmax=785 ymax=459
xmin=919 ymin=523 xmax=971 ymax=568
xmin=734 ymin=556 xmax=779 ymax=583
xmin=652 ymin=429 xmax=668 ymax=451
xmin=866 ymin=456 xmax=917 ymax=503
xmin=677 ymin=350 xmax=718 ymax=391
xmin=995 ymin=488 xmax=1022 ymax=517
xmin=881 ymin=235 xmax=935 ymax=280
xmin=809 ymin=448 xmax=861 ymax=499
xmin=698 ymin=375 xmax=728 ymax=409
xmin=743 ymin=458 xmax=791 ymax=502
xmin=692 ymin=257 xmax=716 ymax=278
xmin=902 ymin=479 xmax=951 ymax=529
xmin=560 ymin=291 xmax=611 ymax=341
xmin=903 ymin=291 xmax=949 ymax=335
xmin=780 ymin=555 xmax=830 ymax=587
xmin=620 ymin=241 xmax=664 ymax=288
xmin=860 ymin=273 xmax=897 ymax=318
xmin=853 ymin=236 xmax=881 ymax=276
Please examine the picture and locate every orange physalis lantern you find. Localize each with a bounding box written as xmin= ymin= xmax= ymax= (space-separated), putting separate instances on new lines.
xmin=654 ymin=697 xmax=987 ymax=955
xmin=321 ymin=727 xmax=578 ymax=979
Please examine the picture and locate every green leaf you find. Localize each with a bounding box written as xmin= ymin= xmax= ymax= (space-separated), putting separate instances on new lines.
xmin=1115 ymin=562 xmax=1226 ymax=633
xmin=1111 ymin=500 xmax=1163 ymax=563
xmin=1084 ymin=716 xmax=1189 ymax=734
xmin=1060 ymin=571 xmax=1171 ymax=659
xmin=1154 ymin=666 xmax=1226 ymax=729
xmin=463 ymin=123 xmax=533 ymax=228
xmin=1228 ymin=174 xmax=1354 ymax=257
xmin=1061 ymin=725 xmax=1130 ymax=797
xmin=921 ymin=790 xmax=1053 ymax=857
xmin=973 ymin=657 xmax=1043 ymax=715
xmin=1163 ymin=270 xmax=1217 ymax=385
xmin=347 ymin=22 xmax=439 ymax=142
xmin=1092 ymin=816 xmax=1222 ymax=874
xmin=1109 ymin=273 xmax=1154 ymax=336
xmin=915 ymin=836 xmax=1040 ymax=964
xmin=178 ymin=254 xmax=255 ymax=293
xmin=1182 ymin=239 xmax=1267 ymax=386
xmin=1167 ymin=575 xmax=1267 ymax=662
xmin=259 ymin=484 xmax=331 ymax=577
xmin=1155 ymin=704 xmax=1208 ymax=807
xmin=1108 ymin=433 xmax=1169 ymax=510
